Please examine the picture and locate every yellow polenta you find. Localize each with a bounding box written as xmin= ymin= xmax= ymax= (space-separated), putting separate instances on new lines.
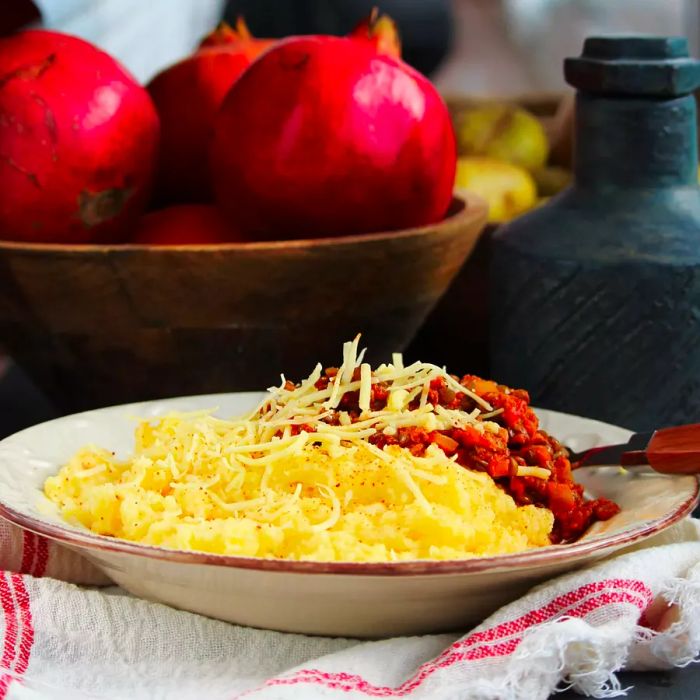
xmin=44 ymin=411 xmax=553 ymax=561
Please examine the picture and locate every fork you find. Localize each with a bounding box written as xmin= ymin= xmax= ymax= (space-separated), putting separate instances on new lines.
xmin=567 ymin=424 xmax=700 ymax=475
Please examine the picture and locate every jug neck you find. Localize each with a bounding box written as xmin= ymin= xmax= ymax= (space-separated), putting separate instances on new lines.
xmin=574 ymin=92 xmax=698 ymax=189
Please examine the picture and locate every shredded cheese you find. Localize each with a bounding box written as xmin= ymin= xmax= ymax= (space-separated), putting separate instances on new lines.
xmin=43 ymin=336 xmax=556 ymax=562
xmin=358 ymin=363 xmax=372 ymax=412
xmin=228 ymin=336 xmax=498 ymax=457
xmin=516 ymin=466 xmax=551 ymax=480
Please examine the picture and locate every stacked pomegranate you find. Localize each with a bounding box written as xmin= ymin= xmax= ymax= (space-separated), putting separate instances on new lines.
xmin=0 ymin=13 xmax=456 ymax=245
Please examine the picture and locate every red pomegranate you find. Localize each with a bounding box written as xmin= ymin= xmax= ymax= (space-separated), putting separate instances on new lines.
xmin=131 ymin=204 xmax=243 ymax=245
xmin=210 ymin=17 xmax=456 ymax=239
xmin=0 ymin=30 xmax=159 ymax=243
xmin=148 ymin=19 xmax=272 ymax=204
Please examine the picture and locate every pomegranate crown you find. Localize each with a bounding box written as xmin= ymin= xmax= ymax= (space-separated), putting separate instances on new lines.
xmin=199 ymin=17 xmax=254 ymax=49
xmin=349 ymin=8 xmax=402 ymax=58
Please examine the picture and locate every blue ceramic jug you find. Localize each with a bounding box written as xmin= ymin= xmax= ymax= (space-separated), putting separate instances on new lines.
xmin=490 ymin=36 xmax=700 ymax=431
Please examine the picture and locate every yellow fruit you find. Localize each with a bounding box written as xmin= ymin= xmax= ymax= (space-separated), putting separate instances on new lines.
xmin=455 ymin=103 xmax=549 ymax=171
xmin=531 ymin=166 xmax=572 ymax=197
xmin=455 ymin=157 xmax=537 ymax=223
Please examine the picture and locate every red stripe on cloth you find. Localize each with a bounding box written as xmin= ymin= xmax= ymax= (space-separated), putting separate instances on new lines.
xmin=278 ymin=638 xmax=524 ymax=696
xmin=249 ymin=579 xmax=652 ymax=698
xmin=18 ymin=533 xmax=36 ymax=576
xmin=0 ymin=573 xmax=19 ymax=699
xmin=437 ymin=578 xmax=651 ymax=659
xmin=11 ymin=574 xmax=34 ymax=679
xmin=561 ymin=590 xmax=647 ymax=624
xmin=380 ymin=577 xmax=652 ymax=679
xmin=30 ymin=539 xmax=49 ymax=579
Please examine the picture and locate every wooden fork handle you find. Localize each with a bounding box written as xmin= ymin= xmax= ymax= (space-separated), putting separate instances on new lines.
xmin=646 ymin=424 xmax=700 ymax=475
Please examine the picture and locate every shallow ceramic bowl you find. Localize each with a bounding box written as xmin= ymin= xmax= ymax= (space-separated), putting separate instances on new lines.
xmin=0 ymin=195 xmax=486 ymax=414
xmin=0 ymin=393 xmax=696 ymax=639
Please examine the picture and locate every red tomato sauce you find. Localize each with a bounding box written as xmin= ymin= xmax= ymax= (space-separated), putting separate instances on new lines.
xmin=309 ymin=369 xmax=620 ymax=543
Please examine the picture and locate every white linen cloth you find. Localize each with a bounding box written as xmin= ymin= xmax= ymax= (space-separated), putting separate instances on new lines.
xmin=0 ymin=518 xmax=698 ymax=700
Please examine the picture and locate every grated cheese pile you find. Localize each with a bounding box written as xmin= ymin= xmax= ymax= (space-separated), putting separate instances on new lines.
xmin=44 ymin=338 xmax=554 ymax=561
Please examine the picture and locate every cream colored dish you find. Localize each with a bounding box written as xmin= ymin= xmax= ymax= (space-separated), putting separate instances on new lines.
xmin=0 ymin=392 xmax=696 ymax=638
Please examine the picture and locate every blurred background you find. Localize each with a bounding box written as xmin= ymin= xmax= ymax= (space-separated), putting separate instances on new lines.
xmin=22 ymin=0 xmax=695 ymax=90
xmin=1 ymin=0 xmax=698 ymax=437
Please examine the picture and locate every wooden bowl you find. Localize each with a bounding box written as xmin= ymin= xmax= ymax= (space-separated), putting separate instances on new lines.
xmin=0 ymin=195 xmax=487 ymax=414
